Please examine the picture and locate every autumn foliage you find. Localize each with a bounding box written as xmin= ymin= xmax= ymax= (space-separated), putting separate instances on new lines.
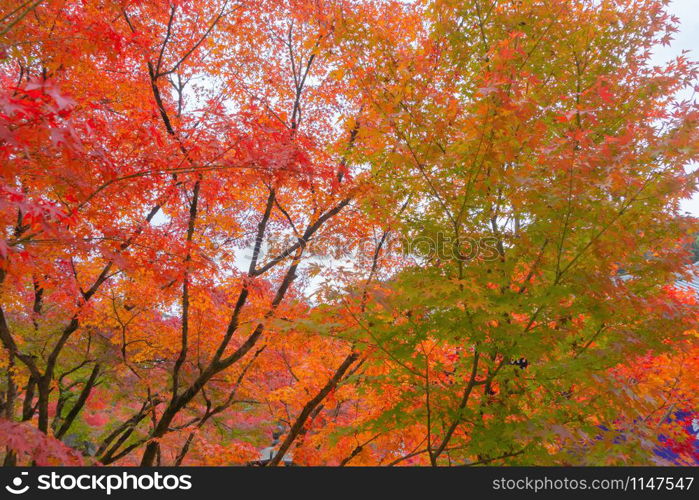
xmin=1 ymin=0 xmax=698 ymax=466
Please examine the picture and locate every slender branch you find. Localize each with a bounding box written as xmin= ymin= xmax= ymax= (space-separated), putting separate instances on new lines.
xmin=55 ymin=364 xmax=100 ymax=439
xmin=431 ymin=351 xmax=480 ymax=462
xmin=0 ymin=0 xmax=44 ymax=36
xmin=267 ymin=352 xmax=359 ymax=466
xmin=173 ymin=180 xmax=201 ymax=398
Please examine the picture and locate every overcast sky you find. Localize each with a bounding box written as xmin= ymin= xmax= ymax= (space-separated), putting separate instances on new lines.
xmin=658 ymin=0 xmax=699 ymax=215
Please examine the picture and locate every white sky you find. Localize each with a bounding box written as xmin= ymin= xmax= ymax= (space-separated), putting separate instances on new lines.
xmin=658 ymin=0 xmax=699 ymax=216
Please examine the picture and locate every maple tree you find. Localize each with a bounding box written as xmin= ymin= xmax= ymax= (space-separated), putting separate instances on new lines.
xmin=0 ymin=0 xmax=697 ymax=467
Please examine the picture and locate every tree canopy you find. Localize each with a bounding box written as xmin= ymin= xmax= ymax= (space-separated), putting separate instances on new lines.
xmin=1 ymin=0 xmax=698 ymax=466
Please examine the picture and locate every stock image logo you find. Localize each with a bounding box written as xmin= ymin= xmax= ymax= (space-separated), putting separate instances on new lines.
xmin=5 ymin=471 xmax=29 ymax=495
xmin=3 ymin=471 xmax=193 ymax=496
